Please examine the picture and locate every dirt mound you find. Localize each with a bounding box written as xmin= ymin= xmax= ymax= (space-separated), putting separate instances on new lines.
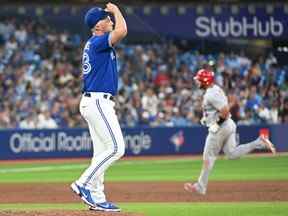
xmin=1 ymin=181 xmax=287 ymax=216
xmin=0 ymin=181 xmax=287 ymax=203
xmin=0 ymin=210 xmax=144 ymax=216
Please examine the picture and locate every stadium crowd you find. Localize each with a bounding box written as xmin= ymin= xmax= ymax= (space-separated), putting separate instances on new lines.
xmin=0 ymin=18 xmax=288 ymax=129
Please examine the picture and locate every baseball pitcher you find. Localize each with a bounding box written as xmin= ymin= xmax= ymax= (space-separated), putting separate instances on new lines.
xmin=71 ymin=2 xmax=127 ymax=212
xmin=184 ymin=69 xmax=276 ymax=195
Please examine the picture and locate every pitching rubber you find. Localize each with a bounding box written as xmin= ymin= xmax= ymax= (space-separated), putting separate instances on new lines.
xmin=89 ymin=206 xmax=121 ymax=212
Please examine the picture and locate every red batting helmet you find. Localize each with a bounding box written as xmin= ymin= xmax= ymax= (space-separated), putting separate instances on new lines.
xmin=194 ymin=69 xmax=214 ymax=87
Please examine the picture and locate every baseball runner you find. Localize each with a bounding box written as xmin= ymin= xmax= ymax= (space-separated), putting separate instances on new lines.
xmin=184 ymin=69 xmax=276 ymax=195
xmin=71 ymin=3 xmax=127 ymax=212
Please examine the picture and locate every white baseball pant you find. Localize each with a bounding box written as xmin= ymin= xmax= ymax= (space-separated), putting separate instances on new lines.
xmin=76 ymin=92 xmax=125 ymax=203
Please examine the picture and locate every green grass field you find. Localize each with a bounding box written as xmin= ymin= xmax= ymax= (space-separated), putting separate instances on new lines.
xmin=0 ymin=154 xmax=287 ymax=215
xmin=0 ymin=202 xmax=287 ymax=216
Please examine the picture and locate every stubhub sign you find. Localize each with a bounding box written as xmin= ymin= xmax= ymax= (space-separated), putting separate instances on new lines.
xmin=126 ymin=5 xmax=288 ymax=39
xmin=195 ymin=16 xmax=284 ymax=38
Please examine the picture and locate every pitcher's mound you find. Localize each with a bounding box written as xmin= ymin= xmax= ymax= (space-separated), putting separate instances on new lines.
xmin=0 ymin=210 xmax=144 ymax=216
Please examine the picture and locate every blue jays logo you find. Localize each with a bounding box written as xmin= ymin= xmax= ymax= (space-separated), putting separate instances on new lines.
xmin=170 ymin=131 xmax=185 ymax=152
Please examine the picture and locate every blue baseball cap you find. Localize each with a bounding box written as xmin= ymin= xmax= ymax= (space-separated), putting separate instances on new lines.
xmin=84 ymin=7 xmax=109 ymax=29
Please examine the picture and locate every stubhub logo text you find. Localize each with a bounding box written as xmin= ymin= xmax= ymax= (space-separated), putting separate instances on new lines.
xmin=195 ymin=16 xmax=284 ymax=38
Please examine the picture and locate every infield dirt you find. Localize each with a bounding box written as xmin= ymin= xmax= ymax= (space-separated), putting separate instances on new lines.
xmin=0 ymin=180 xmax=287 ymax=216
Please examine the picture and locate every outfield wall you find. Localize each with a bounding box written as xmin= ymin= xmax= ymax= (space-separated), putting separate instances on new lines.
xmin=0 ymin=124 xmax=287 ymax=160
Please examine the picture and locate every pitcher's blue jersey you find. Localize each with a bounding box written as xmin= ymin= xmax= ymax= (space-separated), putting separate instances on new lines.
xmin=82 ymin=33 xmax=118 ymax=95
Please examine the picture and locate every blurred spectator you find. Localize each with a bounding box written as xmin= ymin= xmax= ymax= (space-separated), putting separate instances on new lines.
xmin=19 ymin=113 xmax=37 ymax=129
xmin=270 ymin=100 xmax=279 ymax=124
xmin=37 ymin=109 xmax=58 ymax=129
xmin=228 ymin=93 xmax=240 ymax=123
xmin=0 ymin=17 xmax=287 ymax=128
xmin=141 ymin=87 xmax=159 ymax=118
xmin=280 ymin=98 xmax=288 ymax=124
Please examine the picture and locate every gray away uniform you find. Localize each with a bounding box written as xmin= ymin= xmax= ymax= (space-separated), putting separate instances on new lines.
xmin=197 ymin=85 xmax=264 ymax=194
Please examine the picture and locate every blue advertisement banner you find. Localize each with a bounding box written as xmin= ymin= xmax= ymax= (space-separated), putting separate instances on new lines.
xmin=133 ymin=7 xmax=288 ymax=39
xmin=1 ymin=5 xmax=287 ymax=39
xmin=0 ymin=129 xmax=93 ymax=159
xmin=0 ymin=124 xmax=287 ymax=160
